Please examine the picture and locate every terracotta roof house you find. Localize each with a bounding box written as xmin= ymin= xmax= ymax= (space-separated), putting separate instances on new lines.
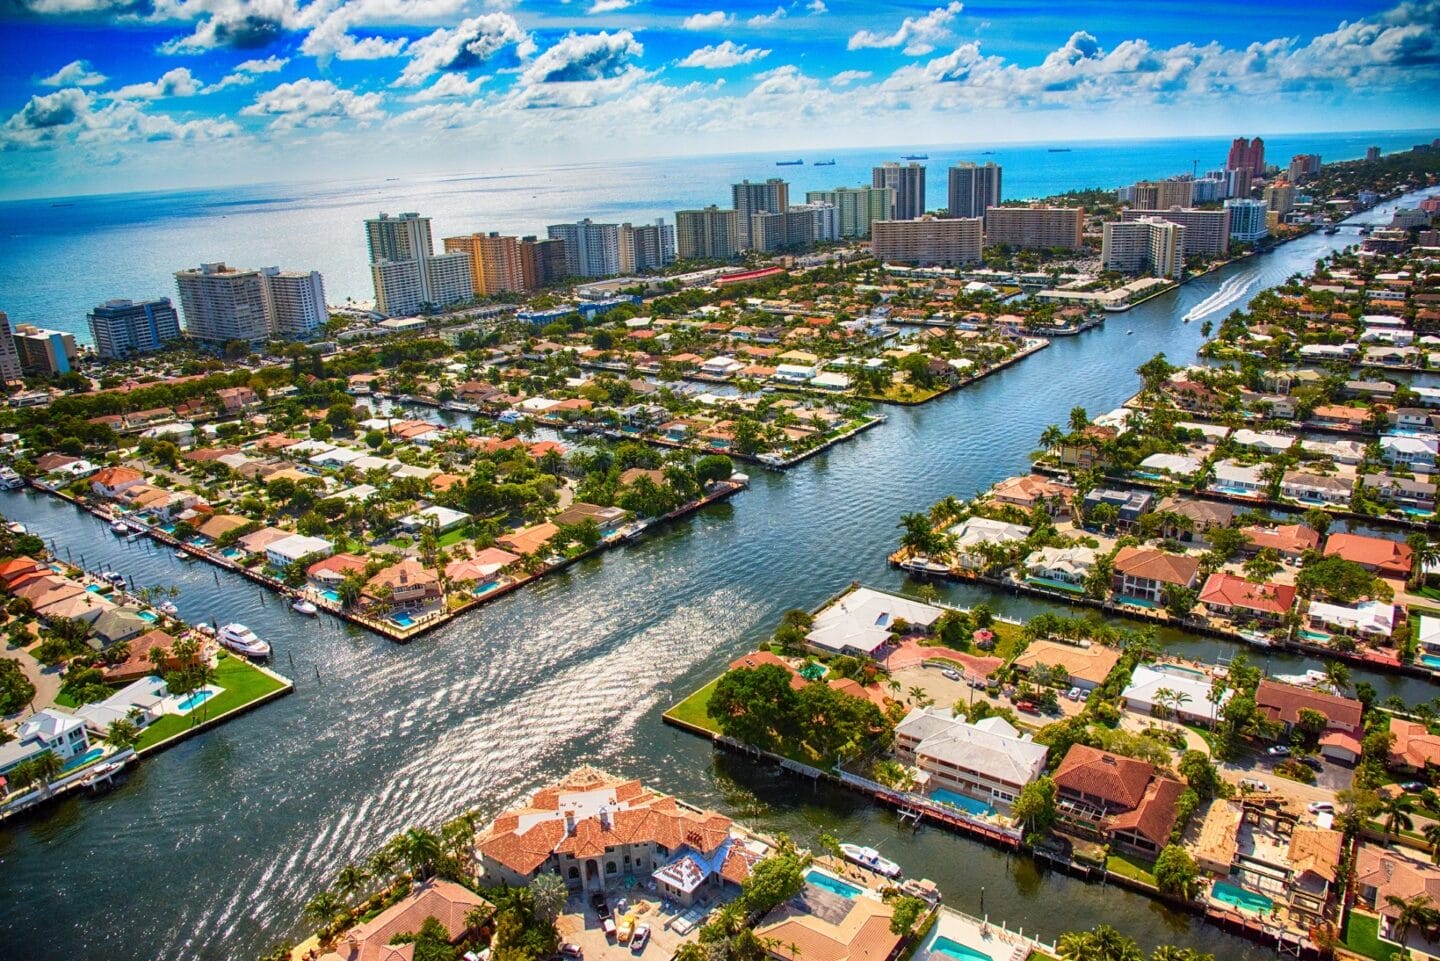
xmin=755 ymin=887 xmax=903 ymax=961
xmin=475 ymin=767 xmax=751 ymax=906
xmin=364 ymin=559 xmax=440 ymax=609
xmin=319 ymin=879 xmax=493 ymax=961
xmin=1012 ymin=639 xmax=1121 ymax=690
xmin=1111 ymin=547 xmax=1200 ymax=605
xmin=1355 ymin=845 xmax=1440 ymax=946
xmin=1198 ymin=572 xmax=1297 ymax=625
xmin=0 ymin=556 xmax=47 ymax=590
xmin=496 ymin=522 xmax=561 ymax=557
xmin=35 ymin=589 xmax=115 ymax=625
xmin=1322 ymin=532 xmax=1413 ymax=577
xmin=1389 ymin=718 xmax=1440 ymax=772
xmin=1256 ymin=679 xmax=1363 ymax=759
xmin=100 ymin=629 xmax=214 ymax=683
xmin=1240 ymin=523 xmax=1321 ymax=561
xmin=196 ymin=513 xmax=252 ymax=542
xmin=1053 ymin=744 xmax=1182 ymax=854
xmin=552 ymin=502 xmax=627 ymax=528
xmin=444 ymin=548 xmax=520 ymax=582
xmin=90 ymin=466 xmax=145 ymax=499
xmin=306 ymin=552 xmax=368 ymax=585
xmin=987 ymin=474 xmax=1071 ymax=516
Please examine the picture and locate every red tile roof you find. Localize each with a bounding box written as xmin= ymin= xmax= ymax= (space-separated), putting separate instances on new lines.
xmin=1255 ymin=679 xmax=1363 ymax=730
xmin=1198 ymin=572 xmax=1297 ymax=615
xmin=1053 ymin=744 xmax=1155 ymax=809
xmin=1112 ymin=547 xmax=1200 ymax=586
xmin=1108 ymin=776 xmax=1185 ymax=848
xmin=1322 ymin=532 xmax=1413 ymax=575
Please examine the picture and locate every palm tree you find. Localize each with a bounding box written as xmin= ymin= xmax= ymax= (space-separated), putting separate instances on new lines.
xmin=1385 ymin=892 xmax=1435 ymax=946
xmin=333 ymin=863 xmax=369 ymax=905
xmin=1423 ymin=823 xmax=1440 ymax=864
xmin=402 ymin=827 xmax=442 ymax=879
xmin=104 ymin=717 xmax=142 ymax=751
xmin=367 ymin=839 xmax=405 ymax=886
xmin=1382 ymin=793 xmax=1417 ymax=837
xmin=304 ymin=890 xmax=343 ymax=929
xmin=1323 ymin=661 xmax=1352 ymax=696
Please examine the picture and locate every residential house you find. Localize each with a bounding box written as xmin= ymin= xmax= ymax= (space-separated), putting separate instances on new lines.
xmin=264 ymin=534 xmax=333 ymax=570
xmin=1232 ymin=429 xmax=1296 ymax=455
xmin=1111 ymin=547 xmax=1200 ymax=604
xmin=1256 ymin=679 xmax=1364 ymax=763
xmin=1122 ymin=663 xmax=1231 ymax=724
xmin=1012 ymin=639 xmax=1121 ymax=691
xmin=216 ymin=386 xmax=259 ymax=412
xmin=552 ymin=502 xmax=628 ymax=529
xmin=1381 ymin=435 xmax=1439 ymax=469
xmin=1052 ymin=744 xmax=1184 ymax=854
xmin=1354 ymin=845 xmax=1440 ymax=949
xmin=805 ymin=587 xmax=943 ymax=658
xmin=1240 ymin=524 xmax=1321 ymax=563
xmin=1156 ymin=497 xmax=1235 ymax=547
xmin=73 ymin=675 xmax=169 ymax=733
xmin=1138 ymin=453 xmax=1202 ymax=479
xmin=987 ymin=474 xmax=1071 ymax=516
xmin=1198 ymin=572 xmax=1297 ymax=627
xmin=947 ymin=516 xmax=1031 ymax=570
xmin=893 ymin=708 xmax=1048 ymax=810
xmin=754 ymin=884 xmax=903 ymax=961
xmin=444 ymin=548 xmax=520 ymax=583
xmin=0 ymin=708 xmax=90 ymax=774
xmin=1389 ymin=717 xmax=1440 ymax=773
xmin=1323 ymin=532 xmax=1413 ymax=577
xmin=305 ymin=552 xmax=367 ymax=589
xmin=319 ymin=880 xmax=493 ymax=961
xmin=90 ymin=466 xmax=145 ymax=499
xmin=1306 ymin=599 xmax=1396 ymax=643
xmin=1281 ymin=471 xmax=1352 ymax=506
xmin=88 ymin=607 xmax=150 ymax=649
xmin=497 ymin=522 xmax=561 ymax=557
xmin=1363 ymin=473 xmax=1437 ymax=513
xmin=1082 ymin=488 xmax=1153 ymax=530
xmin=397 ymin=505 xmax=471 ymax=534
xmin=1024 ymin=545 xmax=1097 ymax=587
xmin=364 ymin=559 xmax=441 ymax=610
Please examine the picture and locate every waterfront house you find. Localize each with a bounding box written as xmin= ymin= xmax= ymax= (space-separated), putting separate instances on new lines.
xmin=1082 ymin=488 xmax=1153 ymax=530
xmin=475 ymin=767 xmax=754 ymax=901
xmin=497 ymin=522 xmax=561 ymax=557
xmin=1138 ymin=453 xmax=1202 ymax=479
xmin=755 ymin=876 xmax=904 ymax=961
xmin=101 ymin=628 xmax=213 ymax=683
xmin=699 ymin=355 xmax=745 ymax=378
xmin=1110 ymin=547 xmax=1200 ymax=605
xmin=1193 ymin=799 xmax=1245 ymax=874
xmin=1056 ymin=424 xmax=1117 ymax=469
xmin=1024 ymin=545 xmax=1097 ymax=587
xmin=35 ymin=588 xmax=114 ymax=626
xmin=73 ymin=675 xmax=168 ymax=733
xmin=1122 ymin=663 xmax=1230 ymax=724
xmin=1300 ymin=437 xmax=1368 ymax=465
xmin=235 ymin=526 xmax=291 ymax=557
xmin=1156 ymin=497 xmax=1235 ymax=547
xmin=1381 ymin=435 xmax=1439 ymax=469
xmin=195 ymin=513 xmax=252 ymax=543
xmin=1309 ymin=404 xmax=1371 ymax=431
xmin=947 ymin=517 xmax=1030 ymax=570
xmin=1052 ymin=744 xmax=1184 ymax=855
xmin=1322 ymin=532 xmax=1413 ymax=577
xmin=1419 ymin=616 xmax=1440 ymax=659
xmin=445 ymin=548 xmax=521 ymax=583
xmin=1198 ymin=572 xmax=1297 ymax=627
xmin=1232 ymin=429 xmax=1296 ymax=455
xmin=1011 ymin=639 xmax=1120 ymax=691
xmin=264 ymin=534 xmax=333 ymax=570
xmin=1280 ymin=470 xmax=1353 ymax=506
xmin=364 ymin=559 xmax=441 ymax=611
xmin=0 ymin=708 xmax=90 ymax=774
xmin=396 ymin=504 xmax=470 ymax=535
xmin=987 ymin=474 xmax=1072 ymax=515
xmin=319 ymin=879 xmax=493 ymax=961
xmin=805 ymin=587 xmax=943 ymax=658
xmin=1389 ymin=717 xmax=1440 ymax=773
xmin=1343 ymin=380 xmax=1398 ymax=401
xmin=0 ymin=556 xmax=46 ymax=590
xmin=1362 ymin=473 xmax=1437 ymax=513
xmin=88 ymin=607 xmax=150 ymax=649
xmin=1256 ymin=679 xmax=1364 ymax=762
xmin=893 ymin=708 xmax=1048 ymax=810
xmin=1354 ymin=845 xmax=1440 ymax=949
xmin=90 ymin=466 xmax=145 ymax=499
xmin=1283 ymin=826 xmax=1345 ymax=922
xmin=1209 ymin=461 xmax=1266 ymax=497
xmin=552 ymin=502 xmax=628 ymax=529
xmin=1239 ymin=523 xmax=1321 ymax=563
xmin=1305 ymin=599 xmax=1396 ymax=643
xmin=305 ymin=553 xmax=367 ymax=589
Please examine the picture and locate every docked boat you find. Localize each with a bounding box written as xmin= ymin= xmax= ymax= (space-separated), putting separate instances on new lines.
xmin=101 ymin=571 xmax=126 ymax=586
xmin=292 ymin=598 xmax=319 ymax=616
xmin=5 ymin=521 xmax=26 ymax=534
xmin=838 ymin=843 xmax=901 ymax=878
xmin=158 ymin=601 xmax=179 ymax=617
xmin=218 ymin=623 xmax=271 ymax=658
xmin=174 ymin=550 xmax=191 ymax=560
xmin=0 ymin=467 xmax=24 ymax=489
xmin=110 ymin=520 xmax=129 ymax=535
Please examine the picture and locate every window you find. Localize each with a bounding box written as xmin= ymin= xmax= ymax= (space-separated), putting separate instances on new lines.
xmin=606 ymin=862 xmax=617 ymax=875
xmin=569 ymin=867 xmax=579 ymax=880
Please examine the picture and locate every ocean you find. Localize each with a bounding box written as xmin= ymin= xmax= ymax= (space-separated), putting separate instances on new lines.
xmin=0 ymin=128 xmax=1434 ymax=344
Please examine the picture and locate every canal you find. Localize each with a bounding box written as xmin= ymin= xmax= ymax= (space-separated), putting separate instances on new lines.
xmin=1 ymin=192 xmax=1435 ymax=960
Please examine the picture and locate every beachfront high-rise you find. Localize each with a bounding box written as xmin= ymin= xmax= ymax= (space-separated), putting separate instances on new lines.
xmin=174 ymin=262 xmax=272 ymax=348
xmin=366 ymin=211 xmax=474 ymax=316
xmin=947 ymin=162 xmax=1002 ymax=220
xmin=1366 ymin=146 xmax=1382 ymax=162
xmin=1287 ymin=154 xmax=1322 ymax=183
xmin=731 ymin=179 xmax=789 ymax=250
xmin=873 ymin=162 xmax=926 ymax=220
xmin=749 ymin=204 xmax=839 ymax=252
xmin=1225 ymin=199 xmax=1269 ymax=242
xmin=870 ymin=216 xmax=982 ymax=266
xmin=1227 ymin=136 xmax=1266 ymax=177
xmin=259 ymin=268 xmax=327 ymax=340
xmin=675 ymin=206 xmax=741 ymax=260
xmin=443 ymin=233 xmax=527 ymax=294
xmin=519 ymin=236 xmax=568 ymax=289
xmin=1119 ymin=207 xmax=1231 ymax=257
xmin=983 ymin=206 xmax=1084 ymax=251
xmin=1130 ymin=179 xmax=1194 ymax=210
xmin=803 ymin=186 xmax=893 ymax=239
xmin=1102 ymin=218 xmax=1185 ymax=279
xmin=87 ymin=298 xmax=182 ymax=360
xmin=619 ymin=219 xmax=676 ymax=272
xmin=0 ymin=312 xmax=20 ymax=382
xmin=546 ymin=219 xmax=622 ymax=278
xmin=11 ymin=324 xmax=78 ymax=375
xmin=1263 ymin=182 xmax=1297 ymax=215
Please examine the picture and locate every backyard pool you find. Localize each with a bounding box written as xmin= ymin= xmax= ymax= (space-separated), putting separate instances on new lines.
xmin=473 ymin=581 xmax=501 ymax=597
xmin=137 ymin=610 xmax=158 ymax=623
xmin=804 ymin=870 xmax=862 ymax=900
xmin=177 ymin=689 xmax=216 ymax=712
xmin=1298 ymin=628 xmax=1331 ymax=642
xmin=931 ymin=789 xmax=997 ymax=817
xmin=221 ymin=547 xmax=245 ymax=560
xmin=798 ymin=663 xmax=829 ymax=681
xmin=928 ymin=936 xmax=992 ymax=961
xmin=61 ymin=747 xmax=106 ymax=772
xmin=321 ymin=589 xmax=342 ymax=603
xmin=390 ymin=612 xmax=416 ymax=628
xmin=1116 ymin=595 xmax=1158 ymax=609
xmin=1211 ymin=880 xmax=1274 ymax=915
xmin=1421 ymin=654 xmax=1440 ymax=670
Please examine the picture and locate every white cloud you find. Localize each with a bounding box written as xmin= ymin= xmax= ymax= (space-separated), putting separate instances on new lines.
xmin=298 ymin=0 xmax=473 ymax=63
xmin=849 ymin=1 xmax=964 ymax=56
xmin=396 ymin=13 xmax=532 ymax=86
xmin=154 ymin=0 xmax=303 ymax=55
xmin=829 ymin=69 xmax=870 ymax=86
xmin=241 ymin=78 xmax=384 ymax=129
xmin=24 ymin=0 xmax=134 ymax=11
xmin=1 ymin=86 xmax=238 ymax=150
xmin=236 ymin=55 xmax=289 ymax=73
xmin=677 ymin=41 xmax=769 ymax=69
xmin=41 ymin=60 xmax=107 ymax=87
xmin=588 ymin=0 xmax=633 ymax=12
xmin=510 ymin=30 xmax=647 ymax=107
xmin=807 ymin=0 xmax=827 ymax=12
xmin=747 ymin=5 xmax=786 ymax=26
xmin=682 ymin=10 xmax=732 ymax=30
xmin=405 ymin=72 xmax=486 ymax=100
xmin=110 ymin=66 xmax=202 ymax=100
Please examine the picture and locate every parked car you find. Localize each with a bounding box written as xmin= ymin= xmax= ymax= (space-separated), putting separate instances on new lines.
xmin=1016 ymin=701 xmax=1038 ymax=713
xmin=1079 ymin=689 xmax=1091 ymax=702
xmin=1240 ymin=779 xmax=1270 ymax=792
xmin=941 ymin=668 xmax=961 ymax=681
xmin=1401 ymin=781 xmax=1427 ymax=792
xmin=1308 ymin=801 xmax=1335 ymax=814
xmin=561 ymin=945 xmax=584 ymax=959
xmin=631 ymin=924 xmax=651 ymax=953
xmin=1300 ymin=756 xmax=1324 ymax=771
xmin=1266 ymin=745 xmax=1291 ymax=757
xmin=603 ymin=918 xmax=617 ymax=940
xmin=1067 ymin=687 xmax=1082 ymax=702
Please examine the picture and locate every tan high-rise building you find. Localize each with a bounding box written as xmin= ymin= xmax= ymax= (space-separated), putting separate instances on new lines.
xmin=675 ymin=206 xmax=740 ymax=260
xmin=983 ymin=206 xmax=1084 ymax=251
xmin=518 ymin=236 xmax=568 ymax=289
xmin=1263 ymin=182 xmax=1296 ymax=215
xmin=873 ymin=162 xmax=927 ymax=220
xmin=0 ymin=312 xmax=21 ymax=382
xmin=1119 ymin=207 xmax=1230 ymax=257
xmin=731 ymin=179 xmax=789 ymax=250
xmin=1102 ymin=218 xmax=1185 ymax=279
xmin=174 ymin=262 xmax=272 ymax=347
xmin=870 ymin=216 xmax=982 ymax=266
xmin=1132 ymin=180 xmax=1193 ymax=210
xmin=443 ymin=233 xmax=526 ymax=295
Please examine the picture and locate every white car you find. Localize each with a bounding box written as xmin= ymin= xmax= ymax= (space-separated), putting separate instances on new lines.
xmin=941 ymin=668 xmax=961 ymax=681
xmin=1240 ymin=778 xmax=1270 ymax=792
xmin=1308 ymin=801 xmax=1335 ymax=814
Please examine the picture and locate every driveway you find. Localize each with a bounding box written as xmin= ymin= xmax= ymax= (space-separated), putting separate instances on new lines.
xmin=2 ymin=633 xmax=59 ymax=720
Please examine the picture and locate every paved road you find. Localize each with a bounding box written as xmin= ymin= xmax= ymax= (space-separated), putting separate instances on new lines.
xmin=2 ymin=626 xmax=60 ymax=720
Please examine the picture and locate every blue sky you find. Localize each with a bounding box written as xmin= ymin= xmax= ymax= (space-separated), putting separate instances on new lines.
xmin=1 ymin=0 xmax=1437 ymax=198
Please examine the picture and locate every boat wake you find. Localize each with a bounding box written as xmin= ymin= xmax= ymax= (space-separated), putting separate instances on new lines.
xmin=1182 ymin=274 xmax=1256 ymax=323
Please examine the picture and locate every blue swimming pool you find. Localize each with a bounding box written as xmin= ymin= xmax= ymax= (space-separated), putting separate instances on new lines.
xmin=1422 ymin=654 xmax=1440 ymax=670
xmin=1210 ymin=485 xmax=1260 ymax=497
xmin=1116 ymin=595 xmax=1159 ymax=609
xmin=929 ymin=937 xmax=992 ymax=961
xmin=1299 ymin=628 xmax=1331 ymax=642
xmin=931 ymin=789 xmax=997 ymax=817
xmin=805 ymin=870 xmax=862 ymax=899
xmin=473 ymin=581 xmax=501 ymax=596
xmin=1211 ymin=880 xmax=1274 ymax=915
xmin=321 ymin=589 xmax=342 ymax=603
xmin=390 ymin=612 xmax=416 ymax=628
xmin=177 ymin=689 xmax=216 ymax=712
xmin=137 ymin=610 xmax=158 ymax=623
xmin=62 ymin=747 xmax=106 ymax=772
xmin=221 ymin=547 xmax=244 ymax=559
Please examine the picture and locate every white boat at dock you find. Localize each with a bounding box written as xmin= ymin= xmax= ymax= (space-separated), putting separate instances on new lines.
xmin=0 ymin=468 xmax=24 ymax=490
xmin=174 ymin=550 xmax=191 ymax=560
xmin=838 ymin=842 xmax=902 ymax=878
xmin=158 ymin=602 xmax=179 ymax=617
xmin=110 ymin=520 xmax=129 ymax=535
xmin=291 ymin=598 xmax=319 ymax=616
xmin=218 ymin=623 xmax=271 ymax=659
xmin=6 ymin=521 xmax=26 ymax=534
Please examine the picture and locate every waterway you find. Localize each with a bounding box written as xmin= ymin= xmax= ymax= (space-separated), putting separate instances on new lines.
xmin=1 ymin=192 xmax=1436 ymax=960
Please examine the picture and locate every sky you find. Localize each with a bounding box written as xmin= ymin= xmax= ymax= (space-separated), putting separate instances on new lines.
xmin=1 ymin=0 xmax=1438 ymax=199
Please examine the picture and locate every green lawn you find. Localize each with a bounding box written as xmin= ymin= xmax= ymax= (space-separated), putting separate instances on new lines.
xmin=53 ymin=689 xmax=78 ymax=708
xmin=990 ymin=621 xmax=1027 ymax=662
xmin=1106 ymin=851 xmax=1157 ymax=887
xmin=665 ymin=677 xmax=723 ymax=735
xmin=1343 ymin=911 xmax=1392 ymax=961
xmin=136 ymin=653 xmax=288 ymax=751
xmin=438 ymin=528 xmax=469 ymax=548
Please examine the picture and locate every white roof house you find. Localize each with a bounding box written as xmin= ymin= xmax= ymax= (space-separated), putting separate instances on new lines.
xmin=895 ymin=708 xmax=1049 ymax=802
xmin=1381 ymin=435 xmax=1438 ymax=466
xmin=309 ymin=447 xmax=366 ymax=468
xmin=1307 ymin=599 xmax=1396 ymax=639
xmin=0 ymin=708 xmax=90 ymax=773
xmin=1025 ymin=545 xmax=1097 ymax=582
xmin=1122 ymin=664 xmax=1230 ymax=724
xmin=336 ymin=483 xmax=380 ymax=502
xmin=948 ymin=517 xmax=1030 ymax=569
xmin=805 ymin=587 xmax=944 ymax=657
xmin=1211 ymin=460 xmax=1265 ymax=491
xmin=1419 ymin=616 xmax=1440 ymax=653
xmin=1232 ymin=429 xmax=1296 ymax=454
xmin=73 ymin=675 xmax=169 ymax=733
xmin=398 ymin=504 xmax=470 ymax=533
xmin=810 ymin=371 xmax=852 ymax=390
xmin=1140 ymin=453 xmax=1201 ymax=476
xmin=265 ymin=534 xmax=334 ymax=568
xmin=700 ymin=356 xmax=744 ymax=376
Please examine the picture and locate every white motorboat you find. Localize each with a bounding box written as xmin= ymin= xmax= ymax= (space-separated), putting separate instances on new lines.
xmin=110 ymin=520 xmax=128 ymax=535
xmin=101 ymin=571 xmax=125 ymax=586
xmin=218 ymin=623 xmax=271 ymax=658
xmin=6 ymin=521 xmax=26 ymax=534
xmin=291 ymin=598 xmax=319 ymax=616
xmin=0 ymin=468 xmax=24 ymax=490
xmin=158 ymin=602 xmax=179 ymax=616
xmin=174 ymin=550 xmax=190 ymax=560
xmin=838 ymin=843 xmax=902 ymax=878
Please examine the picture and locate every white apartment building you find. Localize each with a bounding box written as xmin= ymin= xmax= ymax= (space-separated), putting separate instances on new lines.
xmin=260 ymin=268 xmax=327 ymax=339
xmin=1102 ymin=218 xmax=1185 ymax=279
xmin=174 ymin=262 xmax=272 ymax=348
xmin=547 ymin=219 xmax=623 ymax=278
xmin=1225 ymin=199 xmax=1270 ymax=242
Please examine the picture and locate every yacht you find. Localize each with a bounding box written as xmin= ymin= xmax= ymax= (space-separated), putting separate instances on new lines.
xmin=292 ymin=598 xmax=319 ymax=616
xmin=174 ymin=550 xmax=191 ymax=560
xmin=6 ymin=521 xmax=26 ymax=535
xmin=218 ymin=623 xmax=271 ymax=658
xmin=101 ymin=571 xmax=126 ymax=586
xmin=0 ymin=467 xmax=24 ymax=489
xmin=838 ymin=842 xmax=901 ymax=878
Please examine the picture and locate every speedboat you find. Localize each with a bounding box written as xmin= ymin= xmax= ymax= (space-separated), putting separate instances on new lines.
xmin=101 ymin=571 xmax=126 ymax=586
xmin=6 ymin=521 xmax=26 ymax=534
xmin=174 ymin=550 xmax=190 ymax=560
xmin=110 ymin=520 xmax=128 ymax=535
xmin=838 ymin=842 xmax=902 ymax=878
xmin=158 ymin=601 xmax=179 ymax=616
xmin=218 ymin=623 xmax=270 ymax=658
xmin=291 ymin=598 xmax=319 ymax=616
